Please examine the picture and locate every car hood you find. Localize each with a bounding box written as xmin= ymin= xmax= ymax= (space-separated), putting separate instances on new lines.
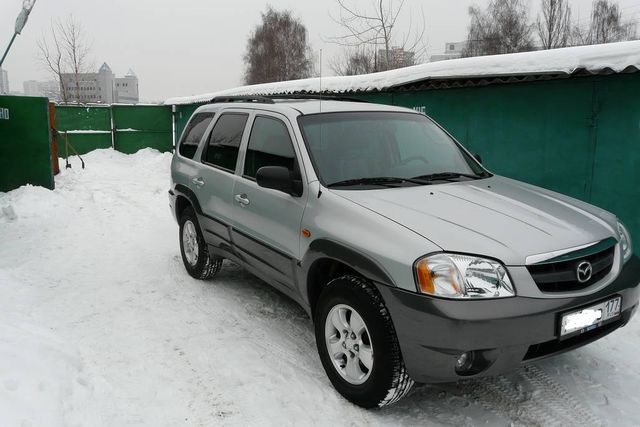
xmin=332 ymin=176 xmax=618 ymax=265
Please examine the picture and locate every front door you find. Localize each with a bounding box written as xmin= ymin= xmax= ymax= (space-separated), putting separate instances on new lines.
xmin=229 ymin=113 xmax=308 ymax=289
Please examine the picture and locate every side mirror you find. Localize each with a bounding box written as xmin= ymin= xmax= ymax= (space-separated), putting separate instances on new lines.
xmin=474 ymin=153 xmax=482 ymax=164
xmin=256 ymin=166 xmax=302 ymax=196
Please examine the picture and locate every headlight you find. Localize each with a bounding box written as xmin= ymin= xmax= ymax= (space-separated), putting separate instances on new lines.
xmin=414 ymin=253 xmax=515 ymax=299
xmin=617 ymin=221 xmax=632 ymax=264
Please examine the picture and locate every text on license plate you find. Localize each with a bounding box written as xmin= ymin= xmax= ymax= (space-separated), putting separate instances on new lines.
xmin=560 ymin=296 xmax=621 ymax=337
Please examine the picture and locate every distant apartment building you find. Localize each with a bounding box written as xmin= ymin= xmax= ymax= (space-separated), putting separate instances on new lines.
xmin=0 ymin=68 xmax=9 ymax=94
xmin=60 ymin=62 xmax=139 ymax=103
xmin=430 ymin=42 xmax=467 ymax=62
xmin=23 ymin=80 xmax=60 ymax=99
xmin=378 ymin=47 xmax=416 ymax=69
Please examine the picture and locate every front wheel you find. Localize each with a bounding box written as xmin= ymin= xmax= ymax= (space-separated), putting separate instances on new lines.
xmin=314 ymin=275 xmax=414 ymax=408
xmin=179 ymin=206 xmax=222 ymax=280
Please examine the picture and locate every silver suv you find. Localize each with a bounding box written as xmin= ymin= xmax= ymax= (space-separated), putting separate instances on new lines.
xmin=169 ymin=96 xmax=639 ymax=408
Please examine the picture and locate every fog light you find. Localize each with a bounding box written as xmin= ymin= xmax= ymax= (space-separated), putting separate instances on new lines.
xmin=455 ymin=351 xmax=474 ymax=373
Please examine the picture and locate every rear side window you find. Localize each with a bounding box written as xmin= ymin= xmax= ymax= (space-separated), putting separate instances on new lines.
xmin=179 ymin=112 xmax=215 ymax=159
xmin=243 ymin=116 xmax=296 ymax=179
xmin=203 ymin=113 xmax=249 ymax=171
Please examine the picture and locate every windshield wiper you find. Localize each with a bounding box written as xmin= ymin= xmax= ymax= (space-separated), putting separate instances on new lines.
xmin=412 ymin=172 xmax=485 ymax=182
xmin=327 ymin=176 xmax=430 ymax=188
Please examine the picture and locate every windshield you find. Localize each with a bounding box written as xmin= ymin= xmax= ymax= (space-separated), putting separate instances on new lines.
xmin=298 ymin=112 xmax=487 ymax=188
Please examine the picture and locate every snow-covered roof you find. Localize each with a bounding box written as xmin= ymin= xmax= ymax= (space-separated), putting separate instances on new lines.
xmin=165 ymin=40 xmax=640 ymax=105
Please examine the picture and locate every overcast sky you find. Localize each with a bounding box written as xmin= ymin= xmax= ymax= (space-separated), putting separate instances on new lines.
xmin=1 ymin=0 xmax=639 ymax=102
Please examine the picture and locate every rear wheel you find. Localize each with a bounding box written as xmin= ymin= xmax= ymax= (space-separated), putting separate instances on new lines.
xmin=314 ymin=275 xmax=414 ymax=408
xmin=179 ymin=206 xmax=222 ymax=280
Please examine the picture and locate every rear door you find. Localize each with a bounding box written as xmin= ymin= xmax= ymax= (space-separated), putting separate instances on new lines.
xmin=229 ymin=112 xmax=308 ymax=289
xmin=193 ymin=110 xmax=251 ymax=249
xmin=172 ymin=111 xmax=217 ymax=199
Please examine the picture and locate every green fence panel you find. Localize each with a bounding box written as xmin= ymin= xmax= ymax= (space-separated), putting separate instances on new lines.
xmin=57 ymin=132 xmax=112 ymax=156
xmin=0 ymin=96 xmax=53 ymax=191
xmin=112 ymin=105 xmax=171 ymax=130
xmin=589 ymin=74 xmax=640 ymax=253
xmin=56 ymin=105 xmax=111 ymax=131
xmin=56 ymin=105 xmax=112 ymax=155
xmin=112 ymin=105 xmax=173 ymax=153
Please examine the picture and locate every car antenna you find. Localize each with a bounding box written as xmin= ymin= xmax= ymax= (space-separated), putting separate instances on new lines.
xmin=319 ymin=48 xmax=323 ymax=113
xmin=318 ymin=48 xmax=323 ymax=199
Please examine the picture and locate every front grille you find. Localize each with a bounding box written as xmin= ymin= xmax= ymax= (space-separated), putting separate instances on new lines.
xmin=527 ymin=244 xmax=615 ymax=293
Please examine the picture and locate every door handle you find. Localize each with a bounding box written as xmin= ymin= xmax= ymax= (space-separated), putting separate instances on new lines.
xmin=234 ymin=194 xmax=250 ymax=206
xmin=191 ymin=177 xmax=205 ymax=188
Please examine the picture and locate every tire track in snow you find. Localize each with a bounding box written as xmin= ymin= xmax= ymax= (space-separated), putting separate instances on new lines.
xmin=450 ymin=364 xmax=602 ymax=427
xmin=171 ymin=256 xmax=321 ymax=377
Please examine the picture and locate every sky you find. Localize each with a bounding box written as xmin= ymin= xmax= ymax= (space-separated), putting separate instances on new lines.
xmin=1 ymin=0 xmax=639 ymax=102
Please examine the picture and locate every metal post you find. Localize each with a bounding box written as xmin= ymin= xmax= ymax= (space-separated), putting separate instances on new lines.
xmin=0 ymin=33 xmax=18 ymax=68
xmin=1 ymin=1 xmax=38 ymax=68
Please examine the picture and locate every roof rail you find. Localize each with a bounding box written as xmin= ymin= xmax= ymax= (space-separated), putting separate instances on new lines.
xmin=210 ymin=96 xmax=275 ymax=104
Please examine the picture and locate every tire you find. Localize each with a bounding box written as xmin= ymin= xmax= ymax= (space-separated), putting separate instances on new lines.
xmin=179 ymin=206 xmax=223 ymax=280
xmin=314 ymin=275 xmax=414 ymax=408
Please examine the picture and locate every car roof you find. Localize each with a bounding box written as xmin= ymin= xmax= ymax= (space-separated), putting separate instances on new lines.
xmin=194 ymin=99 xmax=416 ymax=116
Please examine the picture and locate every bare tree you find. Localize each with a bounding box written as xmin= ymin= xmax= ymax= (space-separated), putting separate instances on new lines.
xmin=330 ymin=0 xmax=426 ymax=72
xmin=573 ymin=0 xmax=637 ymax=45
xmin=37 ymin=15 xmax=92 ymax=102
xmin=330 ymin=47 xmax=377 ymax=76
xmin=463 ymin=0 xmax=534 ymax=57
xmin=37 ymin=22 xmax=66 ymax=102
xmin=537 ymin=0 xmax=572 ymax=49
xmin=244 ymin=7 xmax=313 ymax=85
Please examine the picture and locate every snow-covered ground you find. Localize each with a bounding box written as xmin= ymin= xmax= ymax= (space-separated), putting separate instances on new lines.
xmin=1 ymin=148 xmax=639 ymax=426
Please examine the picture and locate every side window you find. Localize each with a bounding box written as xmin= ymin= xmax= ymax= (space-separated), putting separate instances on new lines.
xmin=179 ymin=112 xmax=215 ymax=159
xmin=243 ymin=116 xmax=296 ymax=179
xmin=203 ymin=113 xmax=249 ymax=171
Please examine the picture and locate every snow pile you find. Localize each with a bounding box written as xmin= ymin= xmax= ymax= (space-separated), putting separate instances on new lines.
xmin=165 ymin=40 xmax=640 ymax=105
xmin=1 ymin=148 xmax=640 ymax=425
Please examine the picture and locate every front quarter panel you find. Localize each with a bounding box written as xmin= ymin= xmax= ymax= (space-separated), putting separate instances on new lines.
xmin=299 ymin=181 xmax=441 ymax=295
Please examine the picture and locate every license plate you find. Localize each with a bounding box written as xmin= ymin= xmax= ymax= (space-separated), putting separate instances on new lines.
xmin=560 ymin=296 xmax=622 ymax=338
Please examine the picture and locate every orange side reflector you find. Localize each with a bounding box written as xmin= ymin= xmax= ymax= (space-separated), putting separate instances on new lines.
xmin=302 ymin=229 xmax=312 ymax=238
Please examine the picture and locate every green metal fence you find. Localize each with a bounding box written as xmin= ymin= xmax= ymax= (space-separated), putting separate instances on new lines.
xmin=55 ymin=104 xmax=173 ymax=156
xmin=112 ymin=105 xmax=173 ymax=154
xmin=0 ymin=95 xmax=53 ymax=192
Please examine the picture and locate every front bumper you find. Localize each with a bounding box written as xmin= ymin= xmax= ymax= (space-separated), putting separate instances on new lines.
xmin=377 ymin=255 xmax=640 ymax=383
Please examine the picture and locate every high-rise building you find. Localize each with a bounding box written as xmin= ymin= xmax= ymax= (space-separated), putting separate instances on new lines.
xmin=0 ymin=68 xmax=9 ymax=94
xmin=60 ymin=62 xmax=139 ymax=103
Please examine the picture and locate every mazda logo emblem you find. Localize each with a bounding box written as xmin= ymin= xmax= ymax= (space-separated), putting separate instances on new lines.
xmin=576 ymin=261 xmax=593 ymax=283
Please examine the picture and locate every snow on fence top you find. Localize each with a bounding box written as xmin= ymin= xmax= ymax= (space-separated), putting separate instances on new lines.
xmin=165 ymin=40 xmax=640 ymax=105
